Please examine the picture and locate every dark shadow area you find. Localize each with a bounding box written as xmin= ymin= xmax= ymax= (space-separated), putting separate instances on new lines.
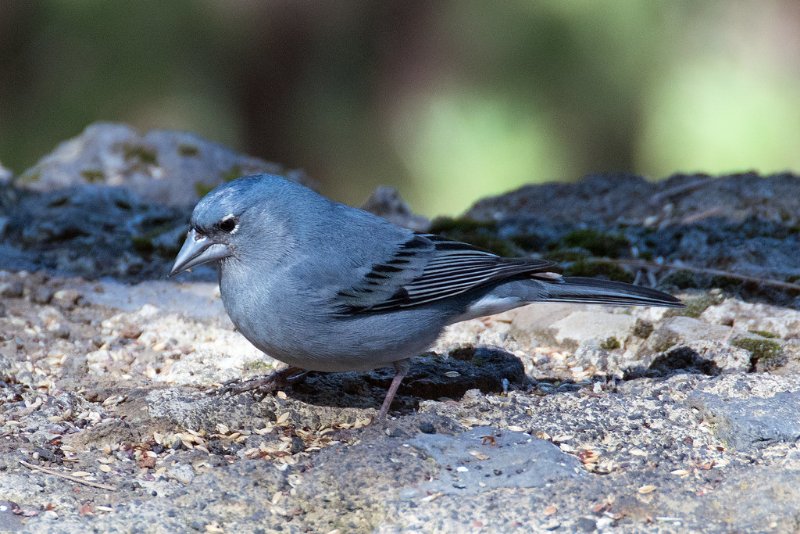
xmin=273 ymin=348 xmax=528 ymax=414
xmin=623 ymin=346 xmax=723 ymax=380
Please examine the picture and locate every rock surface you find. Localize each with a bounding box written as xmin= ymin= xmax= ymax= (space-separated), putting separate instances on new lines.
xmin=0 ymin=131 xmax=799 ymax=532
xmin=16 ymin=122 xmax=304 ymax=207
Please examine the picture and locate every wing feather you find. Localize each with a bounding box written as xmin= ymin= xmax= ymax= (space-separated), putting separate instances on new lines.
xmin=334 ymin=233 xmax=556 ymax=315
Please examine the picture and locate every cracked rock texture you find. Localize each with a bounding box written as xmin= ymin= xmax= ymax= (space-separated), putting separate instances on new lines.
xmin=0 ymin=125 xmax=799 ymax=532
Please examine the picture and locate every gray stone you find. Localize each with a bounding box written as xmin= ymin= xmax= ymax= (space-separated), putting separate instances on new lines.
xmin=702 ymin=298 xmax=800 ymax=340
xmin=0 ymin=501 xmax=24 ymax=532
xmin=52 ymin=288 xmax=81 ymax=309
xmin=645 ymin=316 xmax=736 ymax=354
xmin=628 ymin=340 xmax=752 ymax=378
xmin=408 ymin=427 xmax=583 ymax=495
xmin=689 ymin=390 xmax=800 ymax=450
xmin=464 ymin=173 xmax=800 ymax=305
xmin=6 ymin=185 xmax=186 ymax=279
xmin=361 ymin=186 xmax=430 ymax=231
xmin=0 ymin=279 xmax=23 ymax=298
xmin=18 ymin=122 xmax=302 ymax=207
xmin=549 ymin=310 xmax=636 ymax=347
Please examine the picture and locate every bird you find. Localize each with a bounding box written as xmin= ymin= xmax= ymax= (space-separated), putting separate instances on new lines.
xmin=170 ymin=174 xmax=683 ymax=419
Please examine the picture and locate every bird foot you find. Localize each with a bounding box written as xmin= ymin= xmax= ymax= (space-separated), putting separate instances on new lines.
xmin=213 ymin=366 xmax=307 ymax=398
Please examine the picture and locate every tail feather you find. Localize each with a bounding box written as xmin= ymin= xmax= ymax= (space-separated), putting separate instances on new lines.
xmin=544 ymin=276 xmax=684 ymax=308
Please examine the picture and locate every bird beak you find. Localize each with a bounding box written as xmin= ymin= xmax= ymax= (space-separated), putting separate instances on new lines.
xmin=169 ymin=228 xmax=232 ymax=276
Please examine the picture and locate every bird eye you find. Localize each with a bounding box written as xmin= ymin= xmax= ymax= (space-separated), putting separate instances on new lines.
xmin=218 ymin=217 xmax=237 ymax=233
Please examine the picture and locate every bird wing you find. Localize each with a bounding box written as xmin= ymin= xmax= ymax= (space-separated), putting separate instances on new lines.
xmin=333 ymin=233 xmax=557 ymax=315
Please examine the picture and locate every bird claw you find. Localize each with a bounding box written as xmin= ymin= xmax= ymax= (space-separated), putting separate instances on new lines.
xmin=212 ymin=367 xmax=307 ymax=398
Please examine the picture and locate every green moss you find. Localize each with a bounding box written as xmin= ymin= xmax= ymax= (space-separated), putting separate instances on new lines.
xmin=131 ymin=224 xmax=181 ymax=255
xmin=633 ymin=319 xmax=654 ymax=339
xmin=652 ymin=335 xmax=679 ymax=354
xmin=195 ymin=182 xmax=214 ymax=197
xmin=562 ymin=260 xmax=634 ymax=282
xmin=562 ymin=229 xmax=629 ymax=258
xmin=732 ymin=337 xmax=783 ymax=362
xmin=664 ymin=294 xmax=720 ymax=318
xmin=17 ymin=170 xmax=41 ymax=184
xmin=600 ymin=337 xmax=621 ymax=350
xmin=430 ymin=216 xmax=497 ymax=234
xmin=509 ymin=233 xmax=546 ymax=252
xmin=545 ymin=249 xmax=591 ymax=263
xmin=222 ymin=164 xmax=243 ymax=182
xmin=178 ymin=144 xmax=199 ymax=157
xmin=242 ymin=360 xmax=274 ymax=373
xmin=748 ymin=329 xmax=779 ymax=339
xmin=709 ymin=275 xmax=744 ymax=291
xmin=131 ymin=235 xmax=154 ymax=254
xmin=429 ymin=217 xmax=517 ymax=256
xmin=122 ymin=144 xmax=158 ymax=165
xmin=80 ymin=169 xmax=105 ymax=182
xmin=662 ymin=270 xmax=699 ymax=289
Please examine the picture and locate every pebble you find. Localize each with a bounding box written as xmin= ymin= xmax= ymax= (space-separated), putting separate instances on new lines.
xmin=31 ymin=286 xmax=54 ymax=305
xmin=418 ymin=422 xmax=436 ymax=434
xmin=576 ymin=517 xmax=598 ymax=532
xmin=0 ymin=281 xmax=23 ymax=298
xmin=52 ymin=289 xmax=81 ymax=309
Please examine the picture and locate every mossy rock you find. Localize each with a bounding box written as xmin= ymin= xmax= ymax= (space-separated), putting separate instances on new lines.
xmin=509 ymin=233 xmax=548 ymax=252
xmin=662 ymin=270 xmax=701 ymax=289
xmin=562 ymin=260 xmax=634 ymax=283
xmin=178 ymin=144 xmax=199 ymax=157
xmin=429 ymin=217 xmax=518 ymax=256
xmin=222 ymin=164 xmax=243 ymax=182
xmin=732 ymin=336 xmax=785 ymax=369
xmin=131 ymin=224 xmax=184 ymax=256
xmin=195 ymin=182 xmax=215 ymax=198
xmin=632 ymin=319 xmax=654 ymax=339
xmin=748 ymin=329 xmax=779 ymax=339
xmin=81 ymin=169 xmax=105 ymax=183
xmin=121 ymin=143 xmax=158 ymax=165
xmin=561 ymin=229 xmax=629 ymax=258
xmin=544 ymin=249 xmax=591 ymax=263
xmin=600 ymin=337 xmax=621 ymax=350
xmin=664 ymin=293 xmax=723 ymax=318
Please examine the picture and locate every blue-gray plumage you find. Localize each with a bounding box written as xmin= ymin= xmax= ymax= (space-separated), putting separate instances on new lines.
xmin=170 ymin=174 xmax=683 ymax=418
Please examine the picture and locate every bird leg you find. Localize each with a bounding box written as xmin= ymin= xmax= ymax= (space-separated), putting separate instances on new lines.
xmin=378 ymin=359 xmax=411 ymax=419
xmin=214 ymin=365 xmax=307 ymax=397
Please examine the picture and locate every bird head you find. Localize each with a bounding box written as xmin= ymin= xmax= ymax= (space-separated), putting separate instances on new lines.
xmin=169 ymin=174 xmax=299 ymax=276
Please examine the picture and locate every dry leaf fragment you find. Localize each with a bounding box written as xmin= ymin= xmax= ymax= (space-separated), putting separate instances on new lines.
xmin=468 ymin=450 xmax=489 ymax=460
xmin=543 ymin=504 xmax=558 ymax=516
xmin=578 ymin=449 xmax=601 ymax=464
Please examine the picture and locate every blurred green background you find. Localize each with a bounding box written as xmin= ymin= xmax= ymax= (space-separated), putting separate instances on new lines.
xmin=1 ymin=0 xmax=799 ymax=215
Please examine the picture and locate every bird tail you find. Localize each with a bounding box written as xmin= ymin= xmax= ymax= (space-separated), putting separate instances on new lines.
xmin=543 ymin=277 xmax=684 ymax=308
